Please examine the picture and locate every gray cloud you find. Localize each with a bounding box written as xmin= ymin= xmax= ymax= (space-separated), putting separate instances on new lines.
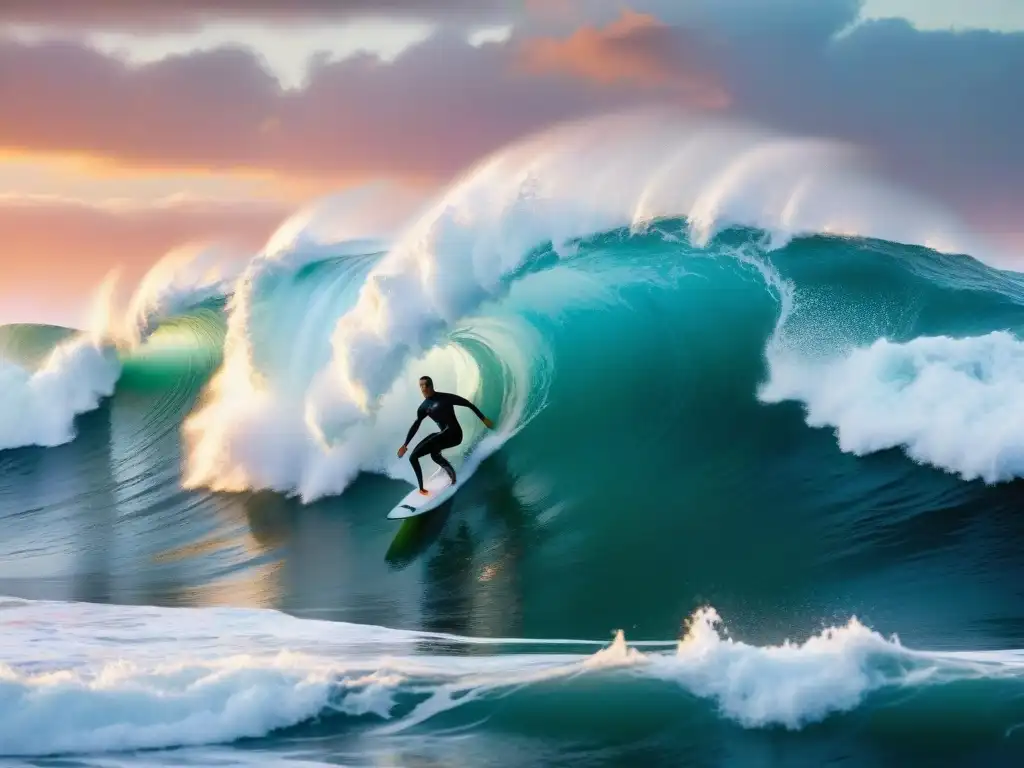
xmin=0 ymin=0 xmax=518 ymax=31
xmin=708 ymin=11 xmax=1023 ymax=240
xmin=0 ymin=27 xmax=668 ymax=181
xmin=525 ymin=0 xmax=1023 ymax=242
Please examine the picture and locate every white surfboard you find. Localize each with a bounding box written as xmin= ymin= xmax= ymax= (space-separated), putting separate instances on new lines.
xmin=387 ymin=468 xmax=460 ymax=520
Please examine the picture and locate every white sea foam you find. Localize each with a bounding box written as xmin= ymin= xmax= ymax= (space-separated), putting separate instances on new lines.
xmin=0 ymin=338 xmax=120 ymax=451
xmin=0 ymin=275 xmax=122 ymax=451
xmin=760 ymin=330 xmax=1024 ymax=483
xmin=1 ymin=597 xmax=1020 ymax=757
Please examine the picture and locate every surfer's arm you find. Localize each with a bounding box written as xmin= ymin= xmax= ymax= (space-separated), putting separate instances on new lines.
xmin=444 ymin=393 xmax=490 ymax=424
xmin=403 ymin=412 xmax=425 ymax=447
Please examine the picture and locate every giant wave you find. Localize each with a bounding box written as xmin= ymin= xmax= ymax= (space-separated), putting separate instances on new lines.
xmin=3 ymin=108 xmax=1022 ymax=499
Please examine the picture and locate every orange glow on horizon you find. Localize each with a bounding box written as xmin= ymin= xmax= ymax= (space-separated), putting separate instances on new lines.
xmin=0 ymin=146 xmax=448 ymax=199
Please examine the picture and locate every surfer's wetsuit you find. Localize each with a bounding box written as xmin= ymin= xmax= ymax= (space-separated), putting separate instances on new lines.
xmin=405 ymin=391 xmax=486 ymax=491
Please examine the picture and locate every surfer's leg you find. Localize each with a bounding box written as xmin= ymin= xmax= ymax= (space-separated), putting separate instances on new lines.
xmin=429 ymin=429 xmax=462 ymax=484
xmin=432 ymin=452 xmax=456 ymax=484
xmin=410 ymin=433 xmax=441 ymax=492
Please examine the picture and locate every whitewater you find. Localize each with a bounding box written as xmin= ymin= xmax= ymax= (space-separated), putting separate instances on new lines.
xmin=4 ymin=596 xmax=1024 ymax=761
xmin=3 ymin=107 xmax=1024 ymax=765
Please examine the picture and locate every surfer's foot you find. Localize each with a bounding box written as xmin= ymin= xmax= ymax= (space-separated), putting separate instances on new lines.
xmin=419 ymin=489 xmax=429 ymax=496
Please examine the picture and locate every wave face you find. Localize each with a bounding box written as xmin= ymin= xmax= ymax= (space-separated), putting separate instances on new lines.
xmin=3 ymin=111 xmax=1024 ymax=765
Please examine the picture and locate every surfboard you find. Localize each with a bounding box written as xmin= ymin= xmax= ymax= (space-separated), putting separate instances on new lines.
xmin=387 ymin=468 xmax=459 ymax=520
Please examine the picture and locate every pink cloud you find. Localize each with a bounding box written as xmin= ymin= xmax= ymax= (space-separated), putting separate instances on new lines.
xmin=518 ymin=9 xmax=728 ymax=107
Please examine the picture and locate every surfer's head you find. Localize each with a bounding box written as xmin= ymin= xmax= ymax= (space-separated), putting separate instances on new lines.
xmin=419 ymin=376 xmax=434 ymax=396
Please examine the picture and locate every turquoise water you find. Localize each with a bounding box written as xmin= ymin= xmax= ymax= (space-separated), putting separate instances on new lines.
xmin=3 ymin=221 xmax=1024 ymax=765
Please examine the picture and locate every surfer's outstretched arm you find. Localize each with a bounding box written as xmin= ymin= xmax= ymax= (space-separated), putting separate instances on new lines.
xmin=443 ymin=393 xmax=493 ymax=427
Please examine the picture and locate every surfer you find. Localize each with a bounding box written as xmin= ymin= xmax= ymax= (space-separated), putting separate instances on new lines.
xmin=398 ymin=376 xmax=494 ymax=495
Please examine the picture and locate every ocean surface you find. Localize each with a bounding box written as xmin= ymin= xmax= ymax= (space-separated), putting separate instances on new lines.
xmin=2 ymin=112 xmax=1024 ymax=766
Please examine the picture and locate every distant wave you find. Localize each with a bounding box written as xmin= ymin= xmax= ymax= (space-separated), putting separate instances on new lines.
xmin=0 ymin=239 xmax=246 ymax=453
xmin=0 ymin=275 xmax=122 ymax=451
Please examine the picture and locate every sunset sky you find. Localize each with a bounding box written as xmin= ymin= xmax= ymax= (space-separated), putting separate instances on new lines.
xmin=1 ymin=0 xmax=1020 ymax=327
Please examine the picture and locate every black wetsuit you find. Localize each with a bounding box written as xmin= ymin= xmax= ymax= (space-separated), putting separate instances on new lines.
xmin=405 ymin=391 xmax=486 ymax=490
